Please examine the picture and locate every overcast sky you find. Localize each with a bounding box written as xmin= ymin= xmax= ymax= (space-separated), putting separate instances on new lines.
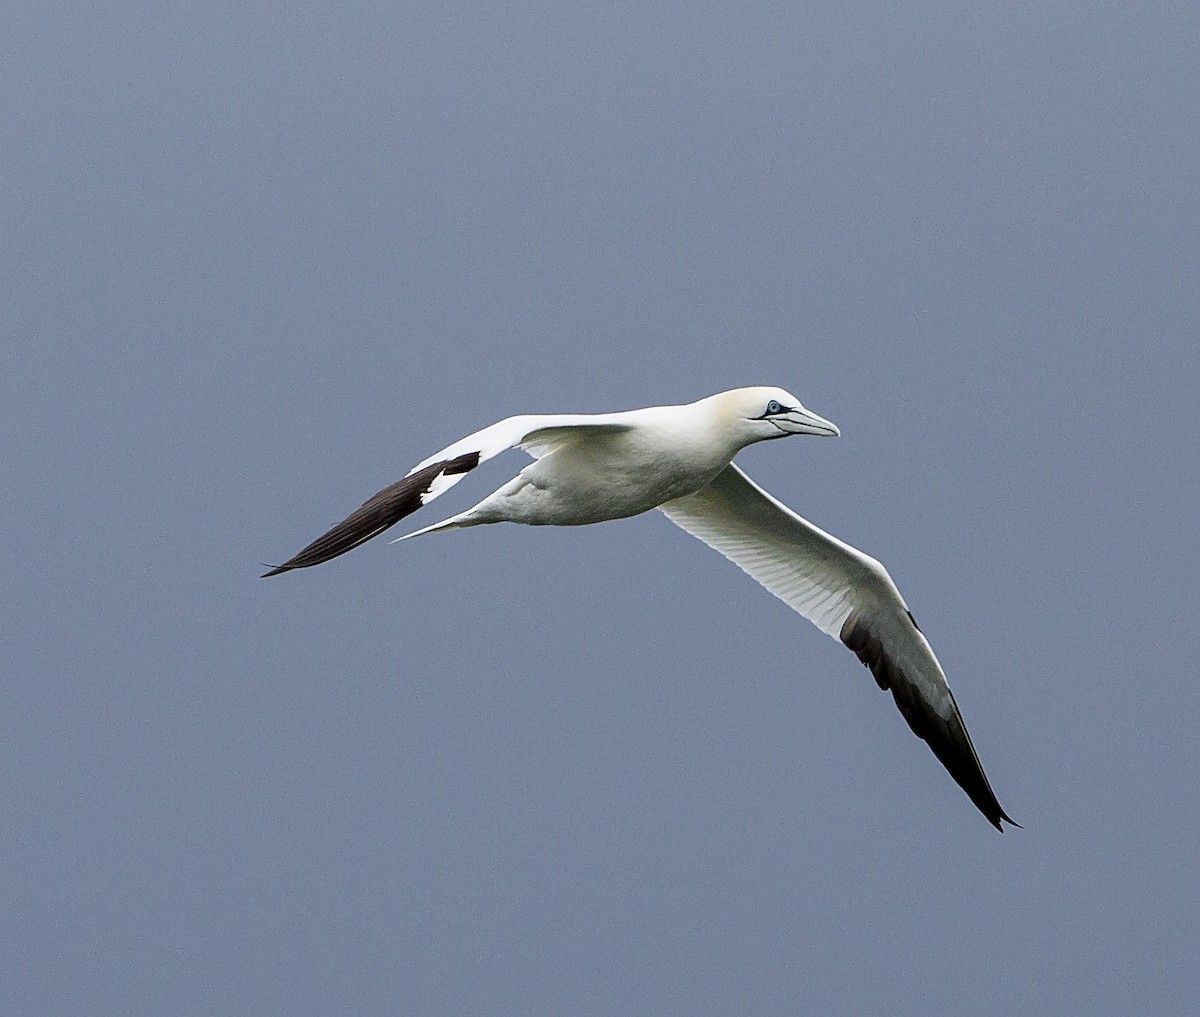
xmin=4 ymin=2 xmax=1199 ymax=1014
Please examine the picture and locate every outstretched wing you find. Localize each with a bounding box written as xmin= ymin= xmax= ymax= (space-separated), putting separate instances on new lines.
xmin=262 ymin=414 xmax=632 ymax=576
xmin=659 ymin=464 xmax=1015 ymax=830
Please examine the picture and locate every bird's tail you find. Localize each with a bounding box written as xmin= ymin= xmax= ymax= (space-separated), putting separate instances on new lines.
xmin=389 ymin=510 xmax=482 ymax=542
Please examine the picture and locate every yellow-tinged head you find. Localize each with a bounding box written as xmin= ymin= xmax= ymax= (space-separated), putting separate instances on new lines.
xmin=703 ymin=386 xmax=840 ymax=448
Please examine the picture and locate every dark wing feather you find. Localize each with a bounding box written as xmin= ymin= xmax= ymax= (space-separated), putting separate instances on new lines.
xmin=261 ymin=452 xmax=479 ymax=576
xmin=840 ymin=608 xmax=1018 ymax=831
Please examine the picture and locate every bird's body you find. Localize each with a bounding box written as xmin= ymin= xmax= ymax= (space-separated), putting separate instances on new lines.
xmin=265 ymin=386 xmax=1016 ymax=830
xmin=413 ymin=398 xmax=741 ymax=533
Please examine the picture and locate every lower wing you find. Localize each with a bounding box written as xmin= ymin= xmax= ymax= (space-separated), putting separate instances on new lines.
xmin=659 ymin=464 xmax=1015 ymax=830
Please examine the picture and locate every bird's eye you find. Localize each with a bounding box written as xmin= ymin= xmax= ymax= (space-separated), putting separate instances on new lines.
xmin=766 ymin=400 xmax=783 ymax=415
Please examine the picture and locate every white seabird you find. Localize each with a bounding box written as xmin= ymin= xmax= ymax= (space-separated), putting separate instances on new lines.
xmin=264 ymin=387 xmax=1016 ymax=830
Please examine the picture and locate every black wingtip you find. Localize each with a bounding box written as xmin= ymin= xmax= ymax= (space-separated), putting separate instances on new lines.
xmin=982 ymin=801 xmax=1021 ymax=832
xmin=996 ymin=812 xmax=1022 ymax=832
xmin=840 ymin=609 xmax=1019 ymax=833
xmin=259 ymin=451 xmax=483 ymax=580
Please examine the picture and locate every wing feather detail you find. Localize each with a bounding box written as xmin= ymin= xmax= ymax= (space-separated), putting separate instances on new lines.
xmin=260 ymin=452 xmax=481 ymax=576
xmin=262 ymin=414 xmax=633 ymax=576
xmin=660 ymin=464 xmax=1015 ymax=830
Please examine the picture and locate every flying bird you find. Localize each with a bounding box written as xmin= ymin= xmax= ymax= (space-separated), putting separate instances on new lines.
xmin=264 ymin=387 xmax=1016 ymax=830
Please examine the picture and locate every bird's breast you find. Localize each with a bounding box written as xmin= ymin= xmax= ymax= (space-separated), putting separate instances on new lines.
xmin=508 ymin=430 xmax=729 ymax=525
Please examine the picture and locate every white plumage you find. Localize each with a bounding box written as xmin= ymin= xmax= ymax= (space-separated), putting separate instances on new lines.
xmin=264 ymin=386 xmax=1015 ymax=830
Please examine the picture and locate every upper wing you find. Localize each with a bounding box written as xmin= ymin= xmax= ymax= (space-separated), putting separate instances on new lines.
xmin=659 ymin=464 xmax=1015 ymax=830
xmin=262 ymin=414 xmax=632 ymax=576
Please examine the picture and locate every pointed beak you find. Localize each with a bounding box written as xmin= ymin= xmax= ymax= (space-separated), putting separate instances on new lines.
xmin=779 ymin=405 xmax=840 ymax=437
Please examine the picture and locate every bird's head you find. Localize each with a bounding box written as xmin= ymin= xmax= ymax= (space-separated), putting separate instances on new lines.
xmin=708 ymin=386 xmax=841 ymax=449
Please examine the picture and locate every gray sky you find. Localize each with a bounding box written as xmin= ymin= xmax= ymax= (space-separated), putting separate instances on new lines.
xmin=4 ymin=1 xmax=1199 ymax=1014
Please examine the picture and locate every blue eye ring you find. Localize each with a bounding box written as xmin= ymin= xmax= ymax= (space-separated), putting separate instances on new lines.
xmin=766 ymin=400 xmax=783 ymax=415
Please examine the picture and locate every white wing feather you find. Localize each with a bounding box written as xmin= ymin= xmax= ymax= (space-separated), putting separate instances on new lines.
xmin=660 ymin=463 xmax=902 ymax=642
xmin=660 ymin=463 xmax=1014 ymax=829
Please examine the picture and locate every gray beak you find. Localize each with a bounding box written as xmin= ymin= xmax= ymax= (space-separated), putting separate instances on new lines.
xmin=780 ymin=405 xmax=840 ymax=437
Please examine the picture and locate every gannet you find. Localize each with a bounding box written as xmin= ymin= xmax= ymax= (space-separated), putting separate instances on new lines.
xmin=263 ymin=387 xmax=1016 ymax=830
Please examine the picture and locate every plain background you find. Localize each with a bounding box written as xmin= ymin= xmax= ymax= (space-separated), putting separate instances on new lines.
xmin=4 ymin=2 xmax=1198 ymax=1014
